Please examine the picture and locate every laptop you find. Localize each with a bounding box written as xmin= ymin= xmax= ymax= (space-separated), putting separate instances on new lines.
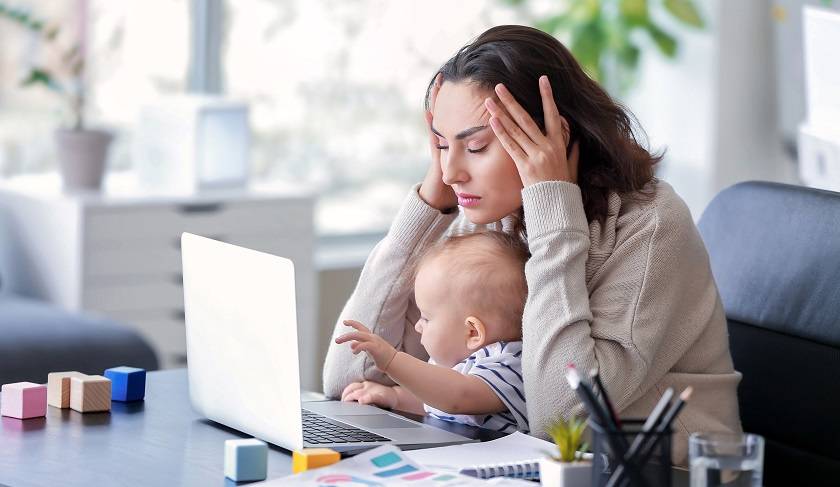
xmin=180 ymin=232 xmax=476 ymax=453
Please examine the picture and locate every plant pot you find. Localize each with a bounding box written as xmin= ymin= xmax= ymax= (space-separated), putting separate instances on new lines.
xmin=539 ymin=458 xmax=592 ymax=487
xmin=54 ymin=128 xmax=113 ymax=191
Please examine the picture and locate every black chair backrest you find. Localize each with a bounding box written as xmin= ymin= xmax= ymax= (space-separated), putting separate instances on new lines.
xmin=697 ymin=181 xmax=840 ymax=485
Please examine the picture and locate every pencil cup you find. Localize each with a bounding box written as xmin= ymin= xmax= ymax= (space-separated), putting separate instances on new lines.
xmin=590 ymin=419 xmax=672 ymax=487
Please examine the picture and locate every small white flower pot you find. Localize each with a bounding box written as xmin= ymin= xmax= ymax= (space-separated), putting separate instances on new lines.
xmin=539 ymin=457 xmax=592 ymax=487
xmin=54 ymin=128 xmax=113 ymax=191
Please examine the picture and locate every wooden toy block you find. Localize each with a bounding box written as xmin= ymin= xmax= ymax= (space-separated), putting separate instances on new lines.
xmin=69 ymin=375 xmax=111 ymax=413
xmin=1 ymin=382 xmax=47 ymax=419
xmin=292 ymin=448 xmax=341 ymax=473
xmin=224 ymin=438 xmax=268 ymax=482
xmin=47 ymin=371 xmax=87 ymax=408
xmin=103 ymin=366 xmax=146 ymax=402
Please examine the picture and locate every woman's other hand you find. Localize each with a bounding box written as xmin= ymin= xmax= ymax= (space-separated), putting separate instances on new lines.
xmin=419 ymin=73 xmax=459 ymax=211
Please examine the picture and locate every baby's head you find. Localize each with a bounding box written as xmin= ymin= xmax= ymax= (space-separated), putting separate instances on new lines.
xmin=412 ymin=231 xmax=529 ymax=367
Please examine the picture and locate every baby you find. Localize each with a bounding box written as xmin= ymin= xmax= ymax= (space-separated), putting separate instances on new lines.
xmin=336 ymin=230 xmax=530 ymax=433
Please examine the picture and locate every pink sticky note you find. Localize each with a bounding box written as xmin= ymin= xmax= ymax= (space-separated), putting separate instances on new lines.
xmin=1 ymin=382 xmax=47 ymax=419
xmin=403 ymin=471 xmax=436 ymax=481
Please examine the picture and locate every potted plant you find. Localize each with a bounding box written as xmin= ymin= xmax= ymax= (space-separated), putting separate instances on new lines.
xmin=0 ymin=2 xmax=111 ymax=191
xmin=497 ymin=0 xmax=705 ymax=95
xmin=540 ymin=416 xmax=592 ymax=487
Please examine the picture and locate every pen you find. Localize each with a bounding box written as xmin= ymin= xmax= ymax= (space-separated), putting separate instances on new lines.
xmin=605 ymin=387 xmax=674 ymax=487
xmin=590 ymin=367 xmax=621 ymax=428
xmin=611 ymin=387 xmax=692 ymax=487
xmin=566 ymin=365 xmax=645 ymax=486
xmin=565 ymin=365 xmax=612 ymax=431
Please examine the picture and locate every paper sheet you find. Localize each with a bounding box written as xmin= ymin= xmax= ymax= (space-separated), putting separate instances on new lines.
xmin=404 ymin=431 xmax=559 ymax=471
xmin=254 ymin=444 xmax=533 ymax=486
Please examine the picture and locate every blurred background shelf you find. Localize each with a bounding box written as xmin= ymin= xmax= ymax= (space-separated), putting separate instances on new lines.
xmin=0 ymin=171 xmax=320 ymax=389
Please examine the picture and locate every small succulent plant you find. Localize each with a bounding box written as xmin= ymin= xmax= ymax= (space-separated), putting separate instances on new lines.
xmin=546 ymin=416 xmax=589 ymax=463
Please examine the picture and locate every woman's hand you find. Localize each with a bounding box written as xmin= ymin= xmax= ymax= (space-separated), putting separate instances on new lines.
xmin=484 ymin=75 xmax=580 ymax=187
xmin=340 ymin=381 xmax=399 ymax=409
xmin=418 ymin=73 xmax=459 ymax=211
xmin=335 ymin=320 xmax=399 ymax=372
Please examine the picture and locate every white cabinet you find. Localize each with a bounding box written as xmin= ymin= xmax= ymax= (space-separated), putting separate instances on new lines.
xmin=0 ymin=173 xmax=319 ymax=389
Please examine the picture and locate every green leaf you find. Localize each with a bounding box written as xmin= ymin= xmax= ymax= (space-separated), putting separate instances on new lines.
xmin=571 ymin=18 xmax=607 ymax=81
xmin=20 ymin=68 xmax=57 ymax=90
xmin=534 ymin=13 xmax=573 ymax=34
xmin=663 ymin=0 xmax=704 ymax=28
xmin=546 ymin=416 xmax=588 ymax=463
xmin=646 ymin=23 xmax=677 ymax=58
xmin=617 ymin=42 xmax=641 ymax=69
xmin=619 ymin=0 xmax=649 ymax=25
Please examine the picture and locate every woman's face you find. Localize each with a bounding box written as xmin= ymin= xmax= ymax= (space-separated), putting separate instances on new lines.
xmin=432 ymin=80 xmax=524 ymax=224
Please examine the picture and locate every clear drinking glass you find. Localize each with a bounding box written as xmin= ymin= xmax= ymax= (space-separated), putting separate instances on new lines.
xmin=689 ymin=433 xmax=764 ymax=487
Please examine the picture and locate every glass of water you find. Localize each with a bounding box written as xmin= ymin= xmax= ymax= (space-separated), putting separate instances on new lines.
xmin=689 ymin=433 xmax=764 ymax=487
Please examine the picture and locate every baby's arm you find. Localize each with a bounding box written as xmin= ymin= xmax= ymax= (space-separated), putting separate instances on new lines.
xmin=336 ymin=320 xmax=506 ymax=415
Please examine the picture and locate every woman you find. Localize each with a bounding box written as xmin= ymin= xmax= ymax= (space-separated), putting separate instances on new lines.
xmin=322 ymin=25 xmax=742 ymax=465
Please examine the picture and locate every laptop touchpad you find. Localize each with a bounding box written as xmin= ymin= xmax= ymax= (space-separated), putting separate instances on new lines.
xmin=337 ymin=414 xmax=421 ymax=429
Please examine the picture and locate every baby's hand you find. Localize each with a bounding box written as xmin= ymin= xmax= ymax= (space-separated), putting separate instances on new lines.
xmin=340 ymin=381 xmax=398 ymax=410
xmin=335 ymin=320 xmax=399 ymax=372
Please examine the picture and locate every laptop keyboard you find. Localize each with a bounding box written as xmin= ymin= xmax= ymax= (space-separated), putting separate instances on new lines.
xmin=301 ymin=409 xmax=391 ymax=444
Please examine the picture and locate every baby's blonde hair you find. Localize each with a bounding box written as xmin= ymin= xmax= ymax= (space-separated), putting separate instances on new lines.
xmin=412 ymin=231 xmax=529 ymax=337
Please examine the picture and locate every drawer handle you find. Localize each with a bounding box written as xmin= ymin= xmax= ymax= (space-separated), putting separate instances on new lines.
xmin=172 ymin=309 xmax=186 ymax=322
xmin=177 ymin=203 xmax=224 ymax=214
xmin=172 ymin=273 xmax=183 ymax=285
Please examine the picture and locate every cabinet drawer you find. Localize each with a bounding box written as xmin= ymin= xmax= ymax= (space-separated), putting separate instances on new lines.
xmin=84 ymin=236 xmax=313 ymax=279
xmin=131 ymin=316 xmax=188 ymax=369
xmin=85 ymin=199 xmax=313 ymax=246
xmin=83 ymin=280 xmax=184 ymax=312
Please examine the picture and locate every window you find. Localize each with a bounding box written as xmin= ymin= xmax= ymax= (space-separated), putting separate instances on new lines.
xmin=221 ymin=0 xmax=521 ymax=235
xmin=1 ymin=0 xmax=523 ymax=235
xmin=0 ymin=1 xmax=189 ymax=174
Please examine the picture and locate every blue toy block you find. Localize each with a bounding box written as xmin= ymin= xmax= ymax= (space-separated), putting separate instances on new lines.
xmin=224 ymin=438 xmax=268 ymax=482
xmin=103 ymin=366 xmax=146 ymax=402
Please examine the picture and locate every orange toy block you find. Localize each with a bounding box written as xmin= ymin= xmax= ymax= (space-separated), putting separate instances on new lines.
xmin=292 ymin=448 xmax=340 ymax=473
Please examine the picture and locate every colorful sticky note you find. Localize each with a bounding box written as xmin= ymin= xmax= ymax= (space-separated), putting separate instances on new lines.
xmin=370 ymin=451 xmax=401 ymax=468
xmin=374 ymin=464 xmax=417 ymax=477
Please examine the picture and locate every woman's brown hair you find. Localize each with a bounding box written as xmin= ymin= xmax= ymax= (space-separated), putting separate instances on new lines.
xmin=424 ymin=24 xmax=661 ymax=232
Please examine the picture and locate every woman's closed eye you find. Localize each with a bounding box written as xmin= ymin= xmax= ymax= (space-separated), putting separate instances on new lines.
xmin=435 ymin=144 xmax=488 ymax=154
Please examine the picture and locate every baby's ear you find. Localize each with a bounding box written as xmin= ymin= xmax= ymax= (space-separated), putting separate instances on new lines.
xmin=465 ymin=316 xmax=486 ymax=351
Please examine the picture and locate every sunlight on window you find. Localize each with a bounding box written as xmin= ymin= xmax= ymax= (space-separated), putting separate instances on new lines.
xmin=0 ymin=0 xmax=188 ymax=175
xmin=222 ymin=0 xmax=521 ymax=235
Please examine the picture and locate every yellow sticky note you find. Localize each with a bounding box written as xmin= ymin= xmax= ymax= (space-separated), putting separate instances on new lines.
xmin=292 ymin=448 xmax=341 ymax=473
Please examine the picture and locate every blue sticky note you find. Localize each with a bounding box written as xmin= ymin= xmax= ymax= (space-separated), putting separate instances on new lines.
xmin=370 ymin=451 xmax=401 ymax=468
xmin=374 ymin=464 xmax=417 ymax=477
xmin=103 ymin=366 xmax=146 ymax=402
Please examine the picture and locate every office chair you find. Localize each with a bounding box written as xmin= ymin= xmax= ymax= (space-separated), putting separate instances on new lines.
xmin=698 ymin=181 xmax=840 ymax=486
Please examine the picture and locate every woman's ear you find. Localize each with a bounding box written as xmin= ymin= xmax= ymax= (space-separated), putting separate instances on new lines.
xmin=465 ymin=316 xmax=487 ymax=351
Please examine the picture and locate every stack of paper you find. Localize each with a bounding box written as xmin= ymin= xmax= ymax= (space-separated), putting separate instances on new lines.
xmin=254 ymin=442 xmax=535 ymax=486
xmin=404 ymin=431 xmax=559 ymax=472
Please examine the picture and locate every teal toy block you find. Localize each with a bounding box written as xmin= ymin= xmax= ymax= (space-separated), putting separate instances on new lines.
xmin=224 ymin=438 xmax=268 ymax=482
xmin=103 ymin=366 xmax=146 ymax=402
